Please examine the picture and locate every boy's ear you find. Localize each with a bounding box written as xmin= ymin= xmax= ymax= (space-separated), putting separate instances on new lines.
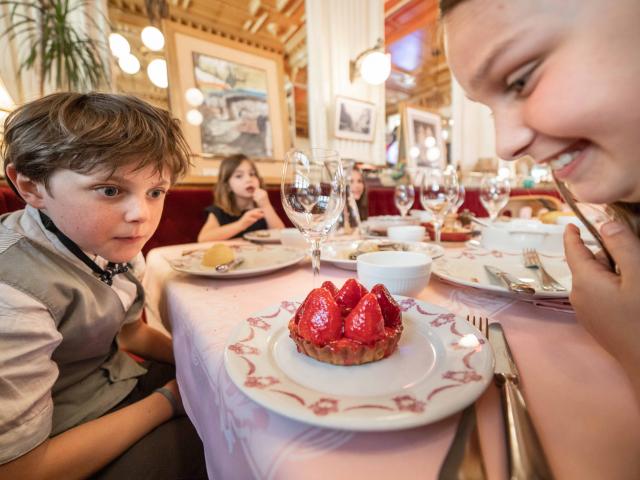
xmin=5 ymin=164 xmax=47 ymax=208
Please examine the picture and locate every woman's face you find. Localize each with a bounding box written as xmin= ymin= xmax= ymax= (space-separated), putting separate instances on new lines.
xmin=350 ymin=170 xmax=365 ymax=201
xmin=445 ymin=0 xmax=640 ymax=204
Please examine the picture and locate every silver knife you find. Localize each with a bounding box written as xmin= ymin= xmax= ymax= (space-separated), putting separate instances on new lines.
xmin=488 ymin=323 xmax=553 ymax=480
xmin=484 ymin=265 xmax=536 ymax=295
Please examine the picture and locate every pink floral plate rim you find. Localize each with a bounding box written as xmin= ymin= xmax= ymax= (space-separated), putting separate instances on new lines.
xmin=223 ymin=296 xmax=494 ymax=431
xmin=432 ymin=246 xmax=571 ymax=299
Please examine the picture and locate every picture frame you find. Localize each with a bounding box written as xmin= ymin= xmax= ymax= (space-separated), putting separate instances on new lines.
xmin=164 ymin=21 xmax=290 ymax=182
xmin=334 ymin=96 xmax=376 ymax=142
xmin=400 ymin=104 xmax=445 ymax=169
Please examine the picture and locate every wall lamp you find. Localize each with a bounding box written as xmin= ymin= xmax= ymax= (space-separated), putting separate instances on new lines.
xmin=349 ymin=38 xmax=391 ymax=85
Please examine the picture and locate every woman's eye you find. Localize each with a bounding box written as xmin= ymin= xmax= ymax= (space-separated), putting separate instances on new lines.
xmin=505 ymin=62 xmax=537 ymax=95
xmin=507 ymin=76 xmax=529 ymax=93
xmin=97 ymin=186 xmax=119 ymax=197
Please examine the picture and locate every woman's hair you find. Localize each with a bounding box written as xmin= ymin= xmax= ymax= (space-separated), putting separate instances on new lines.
xmin=2 ymin=92 xmax=191 ymax=192
xmin=609 ymin=202 xmax=640 ymax=238
xmin=440 ymin=0 xmax=468 ymax=16
xmin=352 ymin=166 xmax=368 ymax=221
xmin=214 ymin=154 xmax=264 ymax=216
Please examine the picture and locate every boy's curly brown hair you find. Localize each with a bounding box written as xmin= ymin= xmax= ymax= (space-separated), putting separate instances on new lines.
xmin=2 ymin=92 xmax=192 ymax=193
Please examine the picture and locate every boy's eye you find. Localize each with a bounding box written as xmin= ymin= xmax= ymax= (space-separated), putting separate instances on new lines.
xmin=148 ymin=189 xmax=166 ymax=199
xmin=97 ymin=186 xmax=119 ymax=197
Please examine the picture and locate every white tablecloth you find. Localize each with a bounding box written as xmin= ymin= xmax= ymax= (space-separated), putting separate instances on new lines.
xmin=143 ymin=241 xmax=640 ymax=480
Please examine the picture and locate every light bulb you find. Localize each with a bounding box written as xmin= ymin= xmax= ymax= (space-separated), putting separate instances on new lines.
xmin=360 ymin=51 xmax=391 ymax=85
xmin=147 ymin=58 xmax=168 ymax=88
xmin=141 ymin=26 xmax=165 ymax=51
xmin=409 ymin=146 xmax=420 ymax=159
xmin=185 ymin=87 xmax=204 ymax=107
xmin=424 ymin=136 xmax=437 ymax=148
xmin=109 ymin=33 xmax=130 ymax=58
xmin=426 ymin=146 xmax=441 ymax=162
xmin=186 ymin=109 xmax=203 ymax=126
xmin=118 ymin=54 xmax=140 ymax=75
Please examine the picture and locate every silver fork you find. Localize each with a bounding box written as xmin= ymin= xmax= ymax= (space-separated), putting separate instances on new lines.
xmin=438 ymin=315 xmax=488 ymax=480
xmin=522 ymin=248 xmax=567 ymax=292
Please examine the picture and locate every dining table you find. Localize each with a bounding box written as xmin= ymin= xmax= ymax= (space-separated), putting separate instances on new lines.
xmin=142 ymin=239 xmax=640 ymax=480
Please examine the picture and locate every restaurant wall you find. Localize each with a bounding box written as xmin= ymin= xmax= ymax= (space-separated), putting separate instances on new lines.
xmin=450 ymin=77 xmax=497 ymax=173
xmin=305 ymin=0 xmax=386 ymax=164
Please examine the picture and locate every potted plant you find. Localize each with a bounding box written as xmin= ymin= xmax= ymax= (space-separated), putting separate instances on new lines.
xmin=0 ymin=0 xmax=109 ymax=94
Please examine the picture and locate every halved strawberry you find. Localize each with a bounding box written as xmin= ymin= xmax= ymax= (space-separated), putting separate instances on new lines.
xmin=344 ymin=293 xmax=385 ymax=344
xmin=297 ymin=288 xmax=342 ymax=345
xmin=335 ymin=278 xmax=369 ymax=315
xmin=371 ymin=284 xmax=402 ymax=327
xmin=321 ymin=280 xmax=339 ymax=298
xmin=293 ymin=289 xmax=314 ymax=325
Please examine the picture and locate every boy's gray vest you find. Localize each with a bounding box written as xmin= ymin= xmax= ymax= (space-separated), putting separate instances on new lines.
xmin=0 ymin=217 xmax=147 ymax=435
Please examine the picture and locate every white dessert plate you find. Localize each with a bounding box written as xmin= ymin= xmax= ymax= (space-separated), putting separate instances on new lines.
xmin=432 ymin=246 xmax=571 ymax=299
xmin=243 ymin=229 xmax=283 ymax=244
xmin=224 ymin=296 xmax=494 ymax=431
xmin=321 ymin=240 xmax=445 ymax=271
xmin=168 ymin=245 xmax=305 ymax=279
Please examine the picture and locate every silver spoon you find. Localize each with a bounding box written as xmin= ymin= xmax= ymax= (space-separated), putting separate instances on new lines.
xmin=215 ymin=257 xmax=244 ymax=273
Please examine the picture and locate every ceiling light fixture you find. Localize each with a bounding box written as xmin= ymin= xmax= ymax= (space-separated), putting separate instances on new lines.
xmin=147 ymin=58 xmax=168 ymax=88
xmin=350 ymin=38 xmax=391 ymax=86
xmin=141 ymin=25 xmax=165 ymax=51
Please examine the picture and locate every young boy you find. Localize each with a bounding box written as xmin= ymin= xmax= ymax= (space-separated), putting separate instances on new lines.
xmin=0 ymin=92 xmax=206 ymax=478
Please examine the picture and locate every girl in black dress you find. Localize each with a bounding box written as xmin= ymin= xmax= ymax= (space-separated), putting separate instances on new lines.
xmin=198 ymin=154 xmax=284 ymax=241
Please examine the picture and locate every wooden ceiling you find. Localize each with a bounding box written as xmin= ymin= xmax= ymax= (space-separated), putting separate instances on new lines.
xmin=107 ymin=0 xmax=450 ymax=136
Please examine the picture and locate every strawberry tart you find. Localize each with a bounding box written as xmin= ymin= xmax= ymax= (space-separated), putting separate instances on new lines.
xmin=288 ymin=279 xmax=403 ymax=366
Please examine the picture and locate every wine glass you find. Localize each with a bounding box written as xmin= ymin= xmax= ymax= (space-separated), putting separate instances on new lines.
xmin=281 ymin=148 xmax=345 ymax=282
xmin=419 ymin=167 xmax=459 ymax=243
xmin=453 ymin=183 xmax=466 ymax=215
xmin=480 ymin=174 xmax=511 ymax=222
xmin=394 ymin=184 xmax=415 ymax=217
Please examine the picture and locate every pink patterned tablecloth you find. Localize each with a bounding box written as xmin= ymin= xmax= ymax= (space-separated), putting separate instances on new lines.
xmin=143 ymin=242 xmax=640 ymax=480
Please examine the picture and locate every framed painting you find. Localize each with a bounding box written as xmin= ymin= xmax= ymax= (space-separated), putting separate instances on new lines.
xmin=164 ymin=21 xmax=290 ymax=181
xmin=400 ymin=104 xmax=445 ymax=169
xmin=334 ymin=96 xmax=376 ymax=142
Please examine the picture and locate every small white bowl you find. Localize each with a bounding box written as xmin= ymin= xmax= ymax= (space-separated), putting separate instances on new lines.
xmin=480 ymin=219 xmax=565 ymax=254
xmin=280 ymin=228 xmax=307 ymax=249
xmin=387 ymin=225 xmax=426 ymax=243
xmin=357 ymin=251 xmax=431 ymax=296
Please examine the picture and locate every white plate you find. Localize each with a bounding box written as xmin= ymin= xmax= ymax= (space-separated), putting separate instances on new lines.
xmin=168 ymin=245 xmax=305 ymax=279
xmin=432 ymin=246 xmax=571 ymax=298
xmin=363 ymin=215 xmax=420 ymax=235
xmin=243 ymin=229 xmax=282 ymax=244
xmin=224 ymin=296 xmax=494 ymax=431
xmin=321 ymin=240 xmax=445 ymax=271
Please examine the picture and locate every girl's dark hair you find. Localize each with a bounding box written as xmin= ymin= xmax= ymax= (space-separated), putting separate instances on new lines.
xmin=352 ymin=166 xmax=368 ymax=221
xmin=2 ymin=92 xmax=192 ymax=192
xmin=214 ymin=154 xmax=264 ymax=216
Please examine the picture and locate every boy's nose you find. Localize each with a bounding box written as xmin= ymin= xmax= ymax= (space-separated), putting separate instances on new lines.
xmin=124 ymin=196 xmax=150 ymax=222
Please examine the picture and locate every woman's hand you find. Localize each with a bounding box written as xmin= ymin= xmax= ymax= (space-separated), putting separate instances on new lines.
xmin=252 ymin=188 xmax=270 ymax=207
xmin=241 ymin=208 xmax=265 ymax=227
xmin=564 ymin=222 xmax=640 ymax=370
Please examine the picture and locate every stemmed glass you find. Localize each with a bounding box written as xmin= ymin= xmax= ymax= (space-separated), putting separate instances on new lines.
xmin=419 ymin=167 xmax=459 ymax=243
xmin=281 ymin=148 xmax=345 ymax=282
xmin=480 ymin=174 xmax=511 ymax=222
xmin=453 ymin=183 xmax=466 ymax=214
xmin=394 ymin=183 xmax=415 ymax=217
